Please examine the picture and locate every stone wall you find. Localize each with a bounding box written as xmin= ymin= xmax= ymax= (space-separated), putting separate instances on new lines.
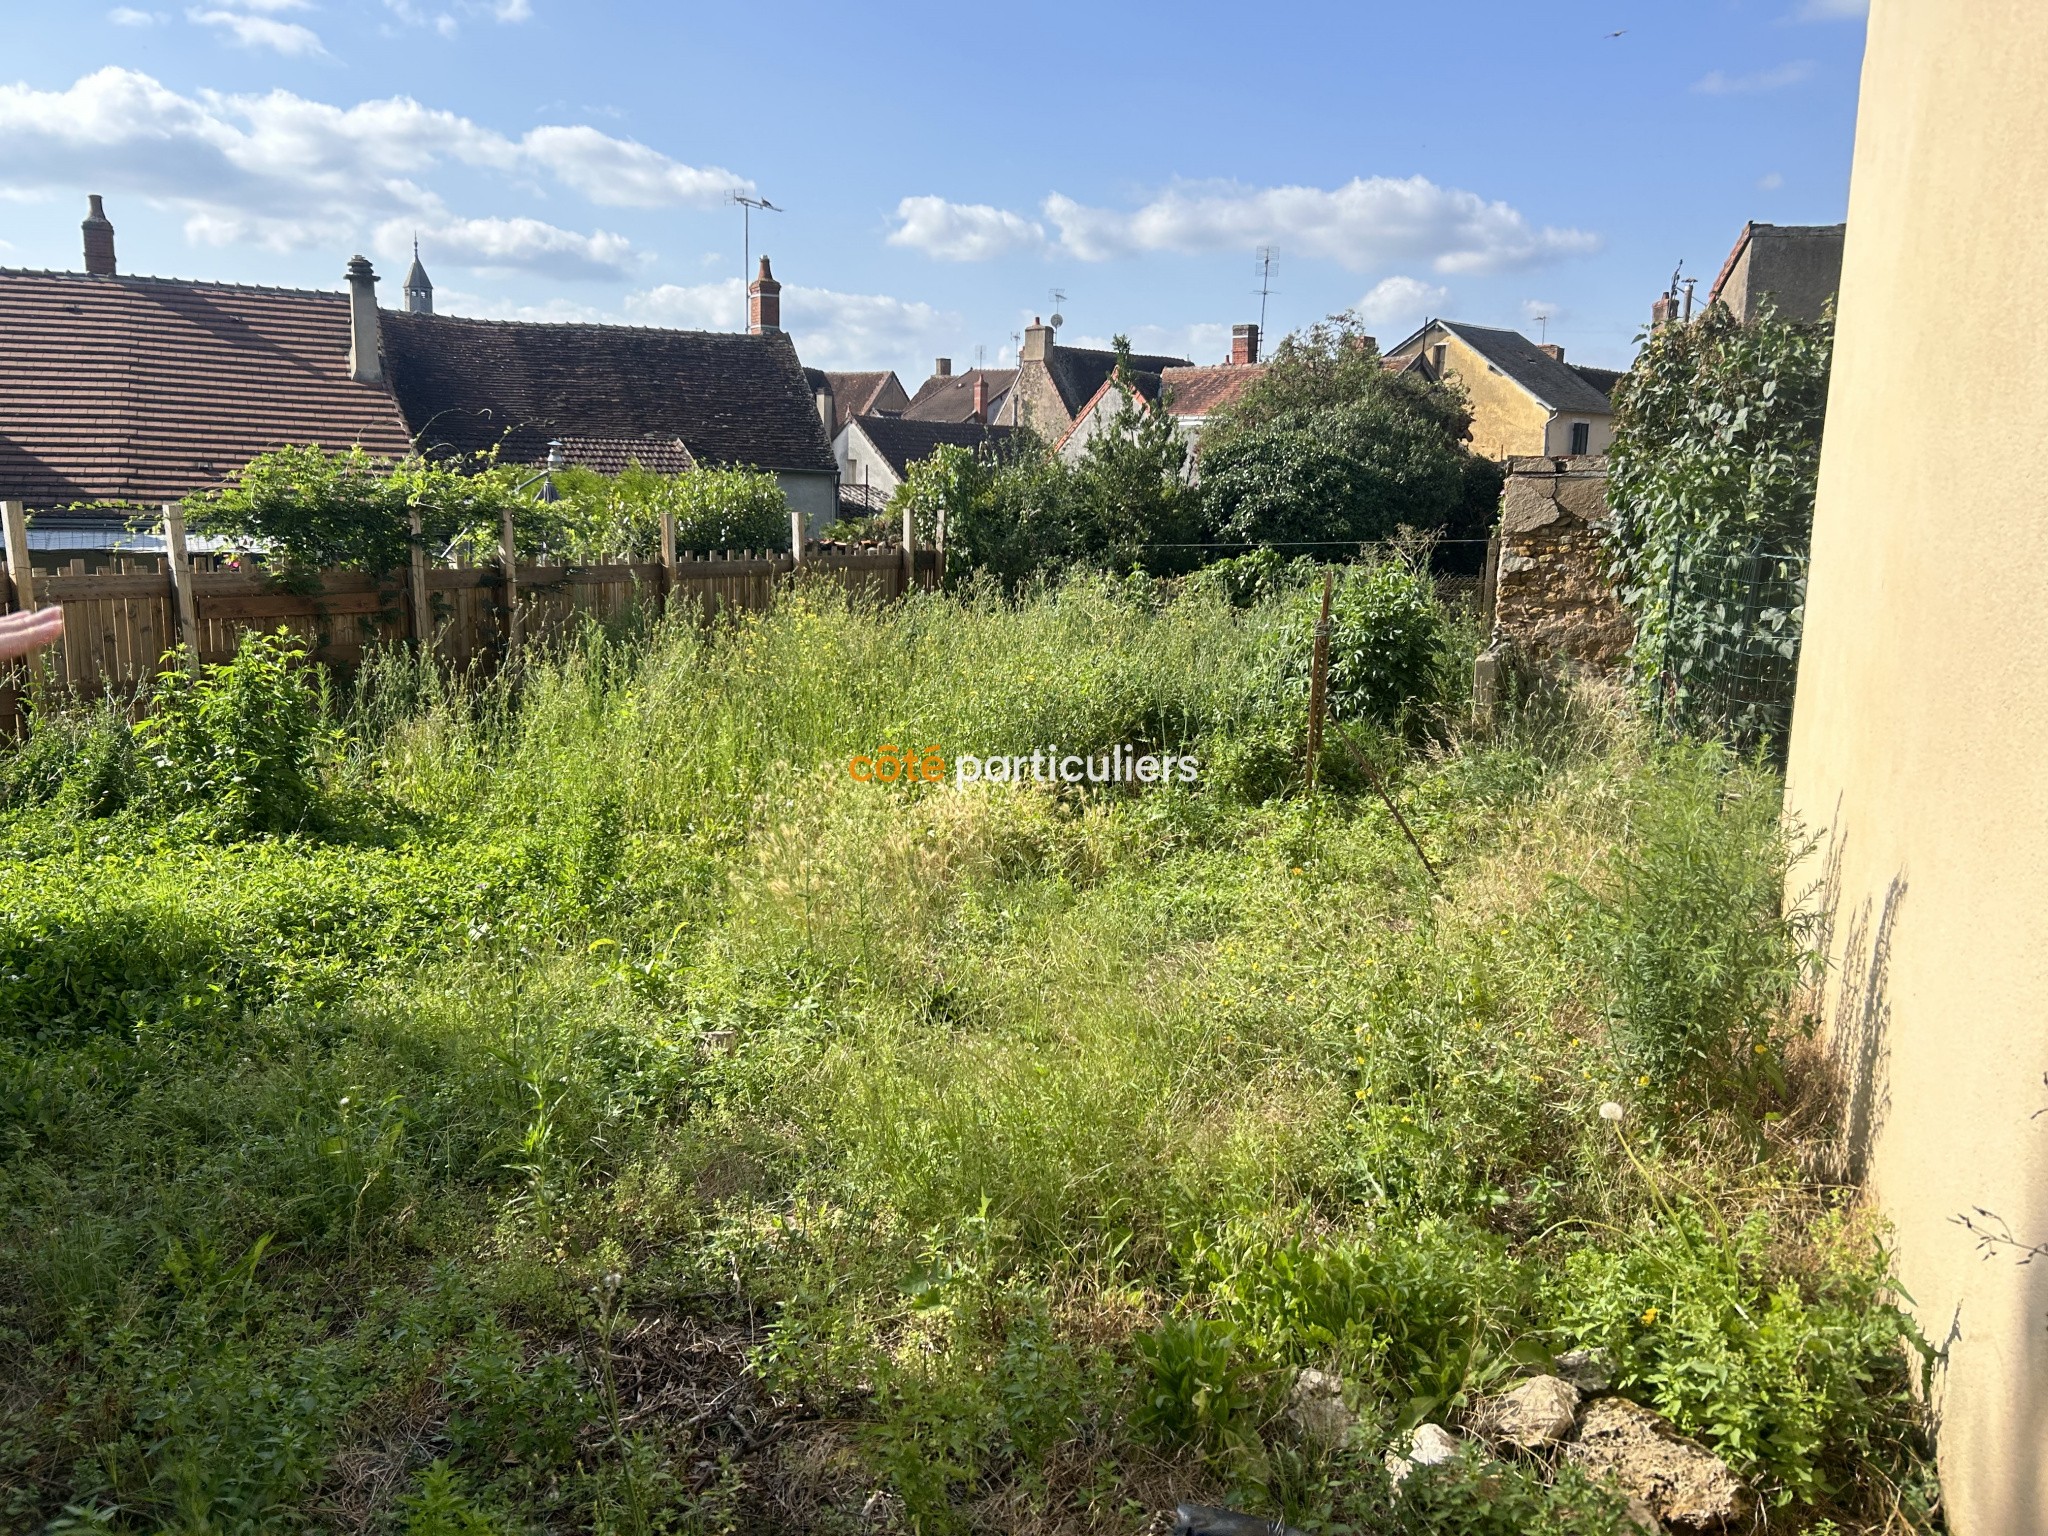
xmin=1491 ymin=455 xmax=1632 ymax=668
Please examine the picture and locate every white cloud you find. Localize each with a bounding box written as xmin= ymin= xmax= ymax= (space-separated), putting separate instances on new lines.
xmin=109 ymin=7 xmax=164 ymax=24
xmin=1693 ymin=61 xmax=1813 ymax=95
xmin=188 ymin=6 xmax=327 ymax=55
xmin=0 ymin=68 xmax=745 ymax=267
xmin=1046 ymin=176 xmax=1596 ymax=273
xmin=1758 ymin=171 xmax=1785 ymax=191
xmin=627 ymin=280 xmax=961 ymax=376
xmin=384 ymin=0 xmax=532 ymax=35
xmin=1355 ymin=274 xmax=1450 ymax=331
xmin=377 ymin=215 xmax=638 ymax=280
xmin=888 ymin=195 xmax=1046 ymax=262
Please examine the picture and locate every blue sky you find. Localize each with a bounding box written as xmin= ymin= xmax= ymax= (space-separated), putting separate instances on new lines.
xmin=2 ymin=0 xmax=1868 ymax=380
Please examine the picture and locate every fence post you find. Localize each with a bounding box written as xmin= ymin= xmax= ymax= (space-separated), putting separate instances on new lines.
xmin=790 ymin=506 xmax=804 ymax=571
xmin=408 ymin=506 xmax=432 ymax=652
xmin=500 ymin=506 xmax=520 ymax=665
xmin=659 ymin=509 xmax=677 ymax=613
xmin=935 ymin=503 xmax=947 ymax=591
xmin=1 ymin=501 xmax=34 ymax=614
xmin=1305 ymin=568 xmax=1333 ymax=794
xmin=162 ymin=501 xmax=200 ymax=666
xmin=901 ymin=501 xmax=916 ymax=599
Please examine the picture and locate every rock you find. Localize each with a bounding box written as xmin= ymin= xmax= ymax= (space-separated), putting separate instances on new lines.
xmin=859 ymin=1489 xmax=904 ymax=1532
xmin=1472 ymin=1373 xmax=1580 ymax=1449
xmin=1286 ymin=1367 xmax=1358 ymax=1449
xmin=1556 ymin=1345 xmax=1617 ymax=1394
xmin=1624 ymin=1493 xmax=1667 ymax=1534
xmin=1385 ymin=1422 xmax=1462 ymax=1488
xmin=1568 ymin=1399 xmax=1754 ymax=1531
xmin=1172 ymin=1505 xmax=1307 ymax=1536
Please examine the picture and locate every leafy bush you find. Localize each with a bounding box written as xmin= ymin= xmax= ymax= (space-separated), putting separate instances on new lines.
xmin=1606 ymin=303 xmax=1833 ymax=730
xmin=134 ymin=629 xmax=330 ymax=837
xmin=1280 ymin=558 xmax=1453 ymax=731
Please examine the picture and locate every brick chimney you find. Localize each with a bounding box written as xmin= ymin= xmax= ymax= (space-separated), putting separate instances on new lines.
xmin=1231 ymin=323 xmax=1260 ymax=365
xmin=1651 ymin=293 xmax=1678 ymax=328
xmin=1537 ymin=343 xmax=1566 ymax=363
xmin=344 ymin=255 xmax=383 ymax=385
xmin=1021 ymin=317 xmax=1054 ymax=363
xmin=82 ymin=194 xmax=116 ymax=277
xmin=934 ymin=357 xmax=952 ymax=378
xmin=971 ymin=373 xmax=988 ymax=424
xmin=748 ymin=256 xmax=781 ymax=334
xmin=815 ymin=380 xmax=835 ymax=435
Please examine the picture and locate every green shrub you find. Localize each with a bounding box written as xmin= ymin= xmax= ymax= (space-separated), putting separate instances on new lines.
xmin=134 ymin=629 xmax=330 ymax=838
xmin=1280 ymin=559 xmax=1452 ymax=731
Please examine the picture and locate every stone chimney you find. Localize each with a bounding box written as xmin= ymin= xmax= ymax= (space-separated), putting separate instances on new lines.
xmin=934 ymin=357 xmax=952 ymax=378
xmin=82 ymin=194 xmax=116 ymax=277
xmin=345 ymin=255 xmax=383 ymax=385
xmin=815 ymin=380 xmax=835 ymax=436
xmin=1021 ymin=317 xmax=1054 ymax=363
xmin=1231 ymin=323 xmax=1260 ymax=366
xmin=1537 ymin=343 xmax=1565 ymax=363
xmin=748 ymin=256 xmax=781 ymax=334
xmin=1652 ymin=293 xmax=1678 ymax=328
xmin=971 ymin=374 xmax=988 ymax=424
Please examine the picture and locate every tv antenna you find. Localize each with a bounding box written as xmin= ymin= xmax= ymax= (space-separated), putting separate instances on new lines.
xmin=732 ymin=190 xmax=782 ymax=327
xmin=1255 ymin=247 xmax=1276 ymax=335
xmin=1533 ymin=311 xmax=1550 ymax=343
xmin=975 ymin=343 xmax=986 ymax=369
xmin=1048 ymin=288 xmax=1066 ymax=329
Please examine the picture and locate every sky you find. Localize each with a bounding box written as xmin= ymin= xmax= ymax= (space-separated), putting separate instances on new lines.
xmin=0 ymin=0 xmax=1869 ymax=382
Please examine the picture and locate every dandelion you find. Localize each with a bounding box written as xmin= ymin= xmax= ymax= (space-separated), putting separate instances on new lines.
xmin=1599 ymin=1101 xmax=1625 ymax=1122
xmin=1753 ymin=1043 xmax=1769 ymax=1056
xmin=1640 ymin=1307 xmax=1658 ymax=1324
xmin=1636 ymin=1074 xmax=1651 ymax=1087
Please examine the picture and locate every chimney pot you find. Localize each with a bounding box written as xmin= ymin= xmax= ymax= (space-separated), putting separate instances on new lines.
xmin=749 ymin=255 xmax=782 ymax=334
xmin=345 ymin=255 xmax=383 ymax=385
xmin=934 ymin=357 xmax=952 ymax=378
xmin=82 ymin=194 xmax=116 ymax=277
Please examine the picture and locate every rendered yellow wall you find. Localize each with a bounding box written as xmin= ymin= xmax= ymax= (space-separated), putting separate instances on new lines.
xmin=1783 ymin=4 xmax=2048 ymax=1530
xmin=1441 ymin=333 xmax=1554 ymax=458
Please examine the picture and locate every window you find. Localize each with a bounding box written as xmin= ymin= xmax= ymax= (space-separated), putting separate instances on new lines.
xmin=1569 ymin=420 xmax=1591 ymax=455
xmin=1430 ymin=343 xmax=1448 ymax=375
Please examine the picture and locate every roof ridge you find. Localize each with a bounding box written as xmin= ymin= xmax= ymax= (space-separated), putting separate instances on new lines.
xmin=0 ymin=267 xmax=347 ymax=300
xmin=384 ymin=309 xmax=764 ymax=340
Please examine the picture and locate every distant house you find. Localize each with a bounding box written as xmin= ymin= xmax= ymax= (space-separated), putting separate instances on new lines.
xmin=0 ymin=198 xmax=413 ymax=547
xmin=386 ymin=254 xmax=840 ymax=534
xmin=1382 ymin=320 xmax=1615 ymax=460
xmin=1055 ymin=325 xmax=1269 ymax=469
xmin=1706 ymin=222 xmax=1845 ymax=324
xmin=903 ymin=360 xmax=1017 ymax=425
xmin=834 ymin=414 xmax=1015 ymax=513
xmin=1001 ymin=319 xmax=1191 ymax=438
xmin=806 ymin=369 xmax=910 ymax=436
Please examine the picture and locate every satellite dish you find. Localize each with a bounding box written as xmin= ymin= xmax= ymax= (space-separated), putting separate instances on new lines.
xmin=1049 ymin=312 xmax=1064 ymax=330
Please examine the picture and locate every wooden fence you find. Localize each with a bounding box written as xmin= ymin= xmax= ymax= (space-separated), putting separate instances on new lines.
xmin=0 ymin=500 xmax=938 ymax=731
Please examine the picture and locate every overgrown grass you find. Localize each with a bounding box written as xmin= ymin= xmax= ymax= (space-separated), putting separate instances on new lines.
xmin=0 ymin=574 xmax=1934 ymax=1534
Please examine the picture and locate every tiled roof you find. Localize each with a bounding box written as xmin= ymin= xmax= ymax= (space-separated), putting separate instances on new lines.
xmin=0 ymin=267 xmax=415 ymax=510
xmin=1391 ymin=321 xmax=1614 ymax=414
xmin=1159 ymin=362 xmax=1267 ymax=418
xmin=847 ymin=414 xmax=1015 ymax=479
xmin=383 ymin=310 xmax=836 ymax=475
xmin=1569 ymin=363 xmax=1626 ymax=398
xmin=1046 ymin=344 xmax=1191 ymax=416
xmin=556 ymin=435 xmax=696 ymax=475
xmin=903 ymin=367 xmax=1017 ymax=423
xmin=825 ymin=371 xmax=898 ymax=418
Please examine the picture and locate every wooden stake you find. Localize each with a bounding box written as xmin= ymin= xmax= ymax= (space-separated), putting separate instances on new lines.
xmin=659 ymin=509 xmax=677 ymax=612
xmin=901 ymin=500 xmax=916 ymax=598
xmin=500 ymin=505 xmax=520 ymax=664
xmin=162 ymin=502 xmax=199 ymax=666
xmin=1340 ymin=731 xmax=1442 ymax=888
xmin=789 ymin=505 xmax=804 ymax=569
xmin=408 ymin=506 xmax=432 ymax=651
xmin=1 ymin=501 xmax=33 ymax=613
xmin=1304 ymin=568 xmax=1333 ymax=794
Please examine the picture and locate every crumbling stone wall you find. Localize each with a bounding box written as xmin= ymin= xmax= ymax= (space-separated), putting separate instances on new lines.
xmin=1491 ymin=455 xmax=1633 ymax=668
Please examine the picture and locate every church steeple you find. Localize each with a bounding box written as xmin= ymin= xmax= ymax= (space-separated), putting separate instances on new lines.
xmin=403 ymin=237 xmax=433 ymax=315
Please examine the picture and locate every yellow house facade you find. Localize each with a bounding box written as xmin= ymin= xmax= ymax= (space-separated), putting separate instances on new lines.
xmin=1382 ymin=320 xmax=1616 ymax=460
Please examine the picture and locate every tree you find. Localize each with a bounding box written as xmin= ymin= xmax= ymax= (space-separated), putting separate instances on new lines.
xmin=1197 ymin=313 xmax=1480 ymax=558
xmin=1063 ymin=338 xmax=1201 ymax=574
